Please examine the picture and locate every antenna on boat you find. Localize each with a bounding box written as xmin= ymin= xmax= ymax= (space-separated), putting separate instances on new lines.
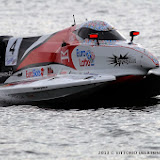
xmin=72 ymin=15 xmax=76 ymax=26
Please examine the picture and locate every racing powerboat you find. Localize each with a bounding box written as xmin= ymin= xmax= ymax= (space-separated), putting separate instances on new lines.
xmin=0 ymin=20 xmax=160 ymax=103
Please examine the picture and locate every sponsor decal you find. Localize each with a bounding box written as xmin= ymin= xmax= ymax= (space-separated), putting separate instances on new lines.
xmin=6 ymin=57 xmax=17 ymax=65
xmin=48 ymin=67 xmax=53 ymax=75
xmin=26 ymin=68 xmax=44 ymax=78
xmin=41 ymin=68 xmax=44 ymax=76
xmin=76 ymin=49 xmax=95 ymax=67
xmin=108 ymin=53 xmax=136 ymax=66
xmin=61 ymin=49 xmax=70 ymax=62
xmin=33 ymin=86 xmax=48 ymax=90
xmin=0 ymin=71 xmax=13 ymax=77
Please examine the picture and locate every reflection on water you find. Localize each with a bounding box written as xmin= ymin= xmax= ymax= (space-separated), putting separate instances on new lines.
xmin=35 ymin=97 xmax=160 ymax=110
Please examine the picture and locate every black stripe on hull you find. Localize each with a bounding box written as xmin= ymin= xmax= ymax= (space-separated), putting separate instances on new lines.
xmin=16 ymin=32 xmax=58 ymax=71
xmin=18 ymin=36 xmax=41 ymax=60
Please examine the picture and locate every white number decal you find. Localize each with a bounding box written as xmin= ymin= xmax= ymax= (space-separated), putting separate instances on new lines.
xmin=5 ymin=38 xmax=22 ymax=66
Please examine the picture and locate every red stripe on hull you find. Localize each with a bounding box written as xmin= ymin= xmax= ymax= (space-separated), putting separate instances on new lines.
xmin=17 ymin=26 xmax=79 ymax=70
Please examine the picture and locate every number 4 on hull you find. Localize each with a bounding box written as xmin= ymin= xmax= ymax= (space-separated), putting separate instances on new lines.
xmin=5 ymin=38 xmax=22 ymax=66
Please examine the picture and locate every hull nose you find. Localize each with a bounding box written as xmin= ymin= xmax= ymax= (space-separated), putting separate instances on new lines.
xmin=141 ymin=51 xmax=159 ymax=69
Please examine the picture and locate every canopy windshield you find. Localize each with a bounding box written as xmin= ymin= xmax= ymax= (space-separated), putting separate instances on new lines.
xmin=78 ymin=27 xmax=125 ymax=40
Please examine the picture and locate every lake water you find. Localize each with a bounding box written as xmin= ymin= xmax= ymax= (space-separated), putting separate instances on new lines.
xmin=0 ymin=0 xmax=160 ymax=159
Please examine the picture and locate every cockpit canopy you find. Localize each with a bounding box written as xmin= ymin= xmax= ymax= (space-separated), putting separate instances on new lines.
xmin=77 ymin=20 xmax=125 ymax=40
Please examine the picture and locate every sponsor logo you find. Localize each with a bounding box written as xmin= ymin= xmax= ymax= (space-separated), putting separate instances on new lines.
xmin=0 ymin=71 xmax=13 ymax=77
xmin=6 ymin=57 xmax=17 ymax=65
xmin=61 ymin=49 xmax=70 ymax=62
xmin=26 ymin=68 xmax=44 ymax=78
xmin=33 ymin=86 xmax=48 ymax=90
xmin=48 ymin=67 xmax=53 ymax=75
xmin=41 ymin=68 xmax=44 ymax=76
xmin=76 ymin=49 xmax=95 ymax=67
xmin=108 ymin=53 xmax=136 ymax=66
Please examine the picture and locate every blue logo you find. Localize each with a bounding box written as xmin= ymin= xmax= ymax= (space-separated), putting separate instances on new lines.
xmin=76 ymin=49 xmax=95 ymax=67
